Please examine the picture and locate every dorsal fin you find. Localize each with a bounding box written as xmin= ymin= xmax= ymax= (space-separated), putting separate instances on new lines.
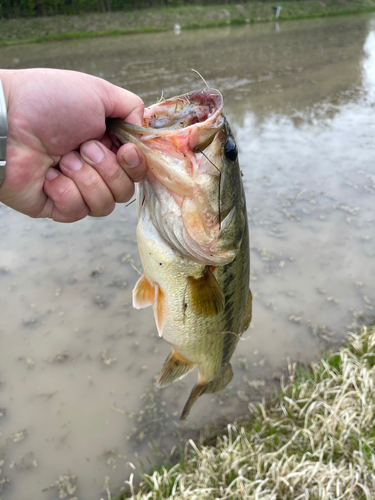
xmin=187 ymin=267 xmax=225 ymax=317
xmin=157 ymin=350 xmax=195 ymax=388
xmin=240 ymin=289 xmax=253 ymax=334
xmin=132 ymin=273 xmax=154 ymax=309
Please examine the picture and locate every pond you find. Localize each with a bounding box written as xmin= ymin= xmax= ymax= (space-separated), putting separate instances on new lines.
xmin=1 ymin=13 xmax=375 ymax=500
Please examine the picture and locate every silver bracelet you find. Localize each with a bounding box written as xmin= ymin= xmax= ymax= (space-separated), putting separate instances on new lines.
xmin=0 ymin=79 xmax=8 ymax=185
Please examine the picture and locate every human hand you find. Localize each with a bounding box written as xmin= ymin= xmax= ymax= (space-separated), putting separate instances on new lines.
xmin=0 ymin=68 xmax=147 ymax=222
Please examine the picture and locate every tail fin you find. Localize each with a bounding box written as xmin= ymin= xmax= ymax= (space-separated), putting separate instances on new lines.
xmin=179 ymin=363 xmax=233 ymax=421
xmin=180 ymin=384 xmax=205 ymax=421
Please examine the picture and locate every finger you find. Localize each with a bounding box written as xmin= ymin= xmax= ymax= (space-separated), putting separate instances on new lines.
xmin=43 ymin=168 xmax=89 ymax=222
xmin=59 ymin=151 xmax=115 ymax=217
xmin=80 ymin=140 xmax=137 ymax=203
xmin=117 ymin=143 xmax=148 ymax=183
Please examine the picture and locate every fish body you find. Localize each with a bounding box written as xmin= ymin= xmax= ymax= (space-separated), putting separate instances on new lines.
xmin=109 ymin=88 xmax=251 ymax=419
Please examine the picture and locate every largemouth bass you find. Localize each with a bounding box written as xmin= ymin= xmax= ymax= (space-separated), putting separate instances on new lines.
xmin=109 ymin=88 xmax=252 ymax=420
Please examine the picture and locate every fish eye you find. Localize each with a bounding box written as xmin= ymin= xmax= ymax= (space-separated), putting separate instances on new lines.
xmin=224 ymin=137 xmax=238 ymax=162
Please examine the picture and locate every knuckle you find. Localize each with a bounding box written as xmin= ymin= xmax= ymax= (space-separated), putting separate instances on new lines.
xmin=53 ymin=178 xmax=76 ymax=205
xmin=79 ymin=172 xmax=102 ymax=193
xmin=104 ymin=163 xmax=124 ymax=185
xmin=76 ymin=169 xmax=115 ymax=216
xmin=50 ymin=178 xmax=88 ymax=220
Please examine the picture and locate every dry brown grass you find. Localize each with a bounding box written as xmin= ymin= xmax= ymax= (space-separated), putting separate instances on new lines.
xmin=124 ymin=325 xmax=375 ymax=499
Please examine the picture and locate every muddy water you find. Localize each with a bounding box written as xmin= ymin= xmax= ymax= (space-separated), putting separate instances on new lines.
xmin=1 ymin=14 xmax=375 ymax=499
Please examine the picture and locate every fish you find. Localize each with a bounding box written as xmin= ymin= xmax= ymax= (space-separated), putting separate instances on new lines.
xmin=108 ymin=88 xmax=252 ymax=420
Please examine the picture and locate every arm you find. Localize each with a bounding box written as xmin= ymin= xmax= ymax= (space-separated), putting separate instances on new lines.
xmin=0 ymin=68 xmax=147 ymax=222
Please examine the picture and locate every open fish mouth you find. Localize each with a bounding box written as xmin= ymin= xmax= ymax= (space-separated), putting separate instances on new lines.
xmin=142 ymin=88 xmax=223 ymax=131
xmin=108 ymin=88 xmax=245 ymax=266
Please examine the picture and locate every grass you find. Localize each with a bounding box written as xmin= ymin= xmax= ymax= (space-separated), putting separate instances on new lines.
xmin=1 ymin=1 xmax=375 ymax=45
xmin=119 ymin=325 xmax=375 ymax=499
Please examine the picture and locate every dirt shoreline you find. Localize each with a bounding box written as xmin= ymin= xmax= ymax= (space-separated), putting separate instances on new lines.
xmin=1 ymin=1 xmax=375 ymax=45
xmin=117 ymin=325 xmax=375 ymax=499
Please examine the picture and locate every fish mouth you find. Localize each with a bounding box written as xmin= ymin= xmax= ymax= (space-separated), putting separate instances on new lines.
xmin=107 ymin=88 xmax=225 ymax=196
xmin=142 ymin=88 xmax=223 ymax=132
xmin=110 ymin=88 xmax=224 ymax=152
xmin=108 ymin=88 xmax=241 ymax=265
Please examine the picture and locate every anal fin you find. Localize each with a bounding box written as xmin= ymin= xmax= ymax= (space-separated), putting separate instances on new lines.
xmin=157 ymin=350 xmax=195 ymax=388
xmin=133 ymin=273 xmax=154 ymax=309
xmin=187 ymin=267 xmax=225 ymax=317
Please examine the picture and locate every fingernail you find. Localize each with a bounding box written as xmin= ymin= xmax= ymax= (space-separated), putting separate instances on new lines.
xmin=61 ymin=152 xmax=83 ymax=171
xmin=82 ymin=141 xmax=104 ymax=163
xmin=122 ymin=147 xmax=139 ymax=168
xmin=45 ymin=168 xmax=59 ymax=181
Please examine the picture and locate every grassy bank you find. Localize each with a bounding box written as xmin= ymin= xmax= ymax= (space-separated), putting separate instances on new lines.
xmin=121 ymin=325 xmax=375 ymax=499
xmin=1 ymin=0 xmax=375 ymax=45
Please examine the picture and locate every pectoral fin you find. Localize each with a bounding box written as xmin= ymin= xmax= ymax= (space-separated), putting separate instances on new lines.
xmin=187 ymin=267 xmax=225 ymax=317
xmin=240 ymin=289 xmax=253 ymax=334
xmin=133 ymin=273 xmax=154 ymax=309
xmin=157 ymin=350 xmax=195 ymax=388
xmin=180 ymin=364 xmax=234 ymax=421
xmin=133 ymin=275 xmax=165 ymax=336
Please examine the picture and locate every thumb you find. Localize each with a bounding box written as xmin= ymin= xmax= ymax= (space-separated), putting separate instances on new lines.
xmin=102 ymin=80 xmax=145 ymax=127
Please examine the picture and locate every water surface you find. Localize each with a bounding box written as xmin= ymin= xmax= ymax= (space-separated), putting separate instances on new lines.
xmin=1 ymin=14 xmax=375 ymax=500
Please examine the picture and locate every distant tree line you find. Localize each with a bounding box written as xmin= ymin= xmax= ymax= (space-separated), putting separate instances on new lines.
xmin=0 ymin=0 xmax=250 ymax=18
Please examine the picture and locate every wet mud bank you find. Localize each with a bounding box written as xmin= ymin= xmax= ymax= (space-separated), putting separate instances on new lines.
xmin=1 ymin=0 xmax=375 ymax=45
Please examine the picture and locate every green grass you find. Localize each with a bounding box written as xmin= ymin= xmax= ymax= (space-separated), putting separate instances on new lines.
xmin=7 ymin=27 xmax=165 ymax=45
xmin=118 ymin=325 xmax=375 ymax=499
xmin=1 ymin=1 xmax=375 ymax=45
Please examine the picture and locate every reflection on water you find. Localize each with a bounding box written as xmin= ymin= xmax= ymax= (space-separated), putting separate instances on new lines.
xmin=1 ymin=14 xmax=375 ymax=500
xmin=363 ymin=19 xmax=375 ymax=101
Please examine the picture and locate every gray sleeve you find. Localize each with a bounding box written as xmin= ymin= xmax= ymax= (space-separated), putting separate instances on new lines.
xmin=0 ymin=79 xmax=8 ymax=185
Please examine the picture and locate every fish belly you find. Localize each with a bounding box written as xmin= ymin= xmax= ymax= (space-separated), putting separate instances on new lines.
xmin=136 ymin=210 xmax=249 ymax=385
